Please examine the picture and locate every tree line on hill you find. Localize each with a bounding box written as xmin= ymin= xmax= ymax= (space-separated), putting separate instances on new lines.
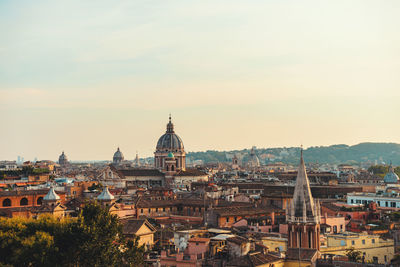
xmin=186 ymin=142 xmax=400 ymax=165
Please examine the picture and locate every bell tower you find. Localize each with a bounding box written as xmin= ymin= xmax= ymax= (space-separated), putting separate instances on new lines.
xmin=287 ymin=149 xmax=321 ymax=250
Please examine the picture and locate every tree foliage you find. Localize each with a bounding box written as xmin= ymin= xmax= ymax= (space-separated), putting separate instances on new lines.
xmin=368 ymin=165 xmax=400 ymax=177
xmin=346 ymin=247 xmax=362 ymax=262
xmin=0 ymin=202 xmax=145 ymax=267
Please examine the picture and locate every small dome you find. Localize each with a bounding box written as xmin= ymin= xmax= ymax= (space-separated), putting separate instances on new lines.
xmin=59 ymin=151 xmax=68 ymax=165
xmin=168 ymin=152 xmax=175 ymax=158
xmin=384 ymin=164 xmax=399 ymax=184
xmin=248 ymin=147 xmax=260 ymax=168
xmin=97 ymin=186 xmax=115 ymax=201
xmin=113 ymin=147 xmax=124 ymax=163
xmin=44 ymin=186 xmax=60 ymax=201
xmin=156 ymin=116 xmax=184 ymax=151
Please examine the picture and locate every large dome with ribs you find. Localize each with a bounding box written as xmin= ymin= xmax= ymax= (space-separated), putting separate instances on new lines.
xmin=156 ymin=116 xmax=184 ymax=151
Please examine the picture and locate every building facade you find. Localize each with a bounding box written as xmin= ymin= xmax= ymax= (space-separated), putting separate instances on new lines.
xmin=347 ymin=192 xmax=400 ymax=208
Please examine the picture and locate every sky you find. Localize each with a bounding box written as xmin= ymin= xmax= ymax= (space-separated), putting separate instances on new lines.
xmin=1 ymin=0 xmax=400 ymax=161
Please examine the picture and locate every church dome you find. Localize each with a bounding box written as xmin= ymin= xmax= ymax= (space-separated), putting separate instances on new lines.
xmin=156 ymin=116 xmax=184 ymax=151
xmin=248 ymin=147 xmax=260 ymax=168
xmin=58 ymin=151 xmax=68 ymax=165
xmin=384 ymin=164 xmax=399 ymax=184
xmin=97 ymin=186 xmax=114 ymax=201
xmin=113 ymin=147 xmax=124 ymax=163
xmin=44 ymin=186 xmax=60 ymax=201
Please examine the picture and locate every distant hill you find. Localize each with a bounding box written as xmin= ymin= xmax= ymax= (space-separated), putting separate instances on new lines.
xmin=186 ymin=142 xmax=400 ymax=166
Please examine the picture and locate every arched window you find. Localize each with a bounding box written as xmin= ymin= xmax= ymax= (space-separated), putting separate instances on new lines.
xmin=37 ymin=197 xmax=43 ymax=205
xmin=20 ymin=198 xmax=28 ymax=206
xmin=2 ymin=198 xmax=11 ymax=207
xmin=171 ymin=165 xmax=175 ymax=171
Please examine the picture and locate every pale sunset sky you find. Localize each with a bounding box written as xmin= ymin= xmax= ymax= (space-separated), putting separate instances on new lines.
xmin=0 ymin=0 xmax=399 ymax=161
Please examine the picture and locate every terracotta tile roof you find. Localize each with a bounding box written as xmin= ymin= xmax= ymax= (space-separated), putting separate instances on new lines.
xmin=285 ymin=248 xmax=318 ymax=261
xmin=0 ymin=189 xmax=62 ymax=197
xmin=174 ymin=168 xmax=208 ymax=177
xmin=135 ymin=196 xmax=253 ymax=209
xmin=213 ymin=207 xmax=274 ymax=217
xmin=118 ymin=169 xmax=164 ymax=178
xmin=226 ymin=252 xmax=281 ymax=267
xmin=321 ymin=202 xmax=342 ymax=212
xmin=188 ymin=237 xmax=210 ymax=243
xmin=227 ymin=235 xmax=249 ymax=245
xmin=249 ymin=252 xmax=281 ymax=266
xmin=121 ymin=219 xmax=156 ymax=235
xmin=32 ymin=203 xmax=66 ymax=213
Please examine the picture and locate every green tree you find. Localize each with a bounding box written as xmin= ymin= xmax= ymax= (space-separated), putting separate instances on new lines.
xmin=122 ymin=237 xmax=146 ymax=267
xmin=346 ymin=247 xmax=362 ymax=262
xmin=0 ymin=202 xmax=145 ymax=267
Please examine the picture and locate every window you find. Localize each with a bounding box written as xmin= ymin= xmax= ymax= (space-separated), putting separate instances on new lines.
xmin=340 ymin=225 xmax=343 ymax=230
xmin=351 ymin=199 xmax=354 ymax=204
xmin=362 ymin=240 xmax=365 ymax=245
xmin=351 ymin=240 xmax=355 ymax=245
xmin=148 ymin=208 xmax=151 ymax=213
xmin=234 ymin=217 xmax=237 ymax=222
xmin=163 ymin=207 xmax=165 ymax=212
xmin=37 ymin=197 xmax=43 ymax=205
xmin=226 ymin=217 xmax=229 ymax=223
xmin=20 ymin=198 xmax=28 ymax=206
xmin=340 ymin=240 xmax=346 ymax=246
xmin=385 ymin=255 xmax=387 ymax=262
xmin=2 ymin=198 xmax=11 ymax=207
xmin=372 ymin=239 xmax=375 ymax=244
xmin=170 ymin=207 xmax=173 ymax=211
xmin=373 ymin=257 xmax=378 ymax=263
xmin=333 ymin=226 xmax=337 ymax=233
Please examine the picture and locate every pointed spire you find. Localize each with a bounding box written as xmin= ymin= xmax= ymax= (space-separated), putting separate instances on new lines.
xmin=300 ymin=145 xmax=303 ymax=162
xmin=288 ymin=149 xmax=319 ymax=224
xmin=290 ymin=198 xmax=295 ymax=221
xmin=302 ymin=201 xmax=307 ymax=223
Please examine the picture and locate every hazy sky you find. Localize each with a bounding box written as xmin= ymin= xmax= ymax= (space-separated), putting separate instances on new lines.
xmin=1 ymin=0 xmax=399 ymax=161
